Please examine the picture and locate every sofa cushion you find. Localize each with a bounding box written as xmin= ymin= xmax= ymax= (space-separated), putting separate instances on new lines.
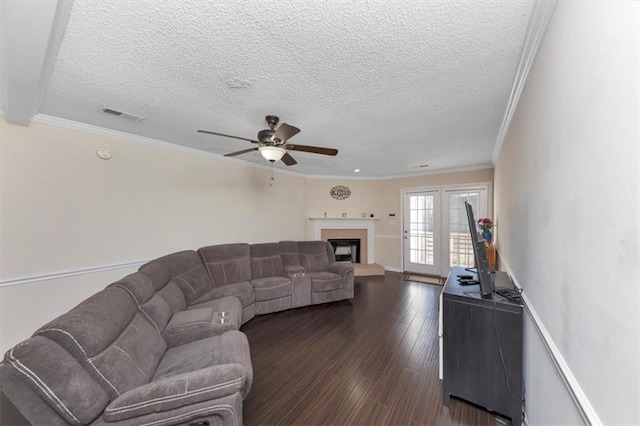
xmin=172 ymin=265 xmax=214 ymax=304
xmin=35 ymin=287 xmax=167 ymax=399
xmin=158 ymin=281 xmax=187 ymax=314
xmin=138 ymin=261 xmax=170 ymax=292
xmin=297 ymin=241 xmax=331 ymax=273
xmin=153 ymin=331 xmax=253 ymax=398
xmin=191 ymin=281 xmax=255 ymax=308
xmin=141 ymin=293 xmax=173 ymax=332
xmin=162 ymin=308 xmax=238 ymax=348
xmin=278 ymin=241 xmax=301 ymax=267
xmin=111 ymin=272 xmax=155 ymax=305
xmin=198 ymin=243 xmax=251 ymax=286
xmin=307 ymin=272 xmax=344 ymax=292
xmin=4 ymin=336 xmax=109 ymax=425
xmin=251 ymin=276 xmax=293 ymax=301
xmin=150 ymin=250 xmax=203 ymax=278
xmin=250 ymin=243 xmax=285 ymax=279
xmin=103 ymin=364 xmax=246 ymax=422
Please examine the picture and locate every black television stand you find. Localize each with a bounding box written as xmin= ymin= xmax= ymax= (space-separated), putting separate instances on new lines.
xmin=441 ymin=266 xmax=524 ymax=424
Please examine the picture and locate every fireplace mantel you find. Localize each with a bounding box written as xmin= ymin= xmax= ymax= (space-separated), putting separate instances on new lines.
xmin=309 ymin=218 xmax=378 ymax=264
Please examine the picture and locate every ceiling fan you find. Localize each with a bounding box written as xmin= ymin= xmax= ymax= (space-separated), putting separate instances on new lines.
xmin=197 ymin=115 xmax=338 ymax=166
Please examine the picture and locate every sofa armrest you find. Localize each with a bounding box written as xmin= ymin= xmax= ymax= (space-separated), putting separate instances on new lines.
xmin=283 ymin=265 xmax=306 ymax=276
xmin=327 ymin=262 xmax=355 ymax=276
xmin=103 ymin=364 xmax=246 ymax=422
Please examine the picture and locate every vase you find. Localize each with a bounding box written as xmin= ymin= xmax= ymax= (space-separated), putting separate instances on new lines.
xmin=481 ymin=229 xmax=493 ymax=243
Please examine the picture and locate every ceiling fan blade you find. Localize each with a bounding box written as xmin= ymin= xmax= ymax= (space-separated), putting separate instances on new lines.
xmin=197 ymin=130 xmax=259 ymax=144
xmin=286 ymin=144 xmax=338 ymax=156
xmin=224 ymin=147 xmax=259 ymax=157
xmin=281 ymin=152 xmax=298 ymax=166
xmin=272 ymin=123 xmax=300 ymax=143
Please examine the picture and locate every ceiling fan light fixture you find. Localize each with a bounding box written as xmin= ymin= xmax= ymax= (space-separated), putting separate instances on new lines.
xmin=259 ymin=146 xmax=286 ymax=162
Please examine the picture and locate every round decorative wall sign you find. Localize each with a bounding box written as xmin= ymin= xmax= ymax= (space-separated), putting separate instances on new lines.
xmin=330 ymin=185 xmax=351 ymax=200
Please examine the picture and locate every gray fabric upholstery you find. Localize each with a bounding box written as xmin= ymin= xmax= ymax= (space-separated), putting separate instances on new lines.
xmin=3 ymin=239 xmax=357 ymax=424
xmin=297 ymin=241 xmax=331 ymax=272
xmin=103 ymin=364 xmax=246 ymax=422
xmin=163 ymin=307 xmax=238 ymax=348
xmin=3 ymin=337 xmax=108 ymax=425
xmin=198 ymin=243 xmax=251 ymax=286
xmin=251 ymin=276 xmax=292 ymax=301
xmin=188 ymin=296 xmax=243 ymax=328
xmin=138 ymin=261 xmax=170 ymax=292
xmin=308 ymin=271 xmax=344 ymax=292
xmin=158 ymin=281 xmax=188 ymax=314
xmin=193 ymin=281 xmax=255 ymax=308
xmin=35 ymin=287 xmax=167 ymax=399
xmin=141 ymin=293 xmax=173 ymax=332
xmin=250 ymin=243 xmax=285 ymax=279
xmin=278 ymin=241 xmax=301 ymax=267
xmin=172 ymin=265 xmax=215 ymax=305
xmin=289 ymin=241 xmax=355 ymax=305
xmin=255 ymin=297 xmax=292 ymax=315
xmin=0 ymin=364 xmax=70 ymax=425
xmin=154 ymin=332 xmax=253 ymax=398
xmin=290 ymin=272 xmax=311 ymax=308
xmin=92 ymin=392 xmax=243 ymax=426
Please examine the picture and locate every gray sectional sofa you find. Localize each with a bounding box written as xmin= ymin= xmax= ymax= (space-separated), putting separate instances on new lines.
xmin=0 ymin=241 xmax=354 ymax=425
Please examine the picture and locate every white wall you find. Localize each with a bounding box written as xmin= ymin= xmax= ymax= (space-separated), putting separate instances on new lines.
xmin=0 ymin=117 xmax=308 ymax=352
xmin=494 ymin=2 xmax=639 ymax=424
xmin=306 ymin=168 xmax=494 ymax=270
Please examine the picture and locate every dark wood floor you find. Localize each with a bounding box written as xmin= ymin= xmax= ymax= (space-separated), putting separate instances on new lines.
xmin=241 ymin=272 xmax=498 ymax=426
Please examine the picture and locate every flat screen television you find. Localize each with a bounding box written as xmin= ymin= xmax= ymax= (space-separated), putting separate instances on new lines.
xmin=464 ymin=201 xmax=494 ymax=297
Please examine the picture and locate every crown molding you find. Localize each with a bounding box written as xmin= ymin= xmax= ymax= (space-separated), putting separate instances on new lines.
xmin=306 ymin=164 xmax=494 ymax=181
xmin=30 ymin=114 xmax=306 ymax=177
xmin=492 ymin=0 xmax=558 ymax=164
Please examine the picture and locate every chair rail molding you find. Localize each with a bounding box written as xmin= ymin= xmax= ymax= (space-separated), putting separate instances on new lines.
xmin=0 ymin=259 xmax=150 ymax=288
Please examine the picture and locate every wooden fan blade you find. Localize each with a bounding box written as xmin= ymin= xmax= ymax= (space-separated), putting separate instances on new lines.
xmin=272 ymin=123 xmax=300 ymax=143
xmin=224 ymin=147 xmax=259 ymax=157
xmin=197 ymin=130 xmax=259 ymax=144
xmin=281 ymin=152 xmax=298 ymax=166
xmin=286 ymin=144 xmax=338 ymax=156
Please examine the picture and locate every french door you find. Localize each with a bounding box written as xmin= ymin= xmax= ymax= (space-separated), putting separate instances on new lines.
xmin=403 ymin=184 xmax=490 ymax=276
xmin=403 ymin=189 xmax=441 ymax=275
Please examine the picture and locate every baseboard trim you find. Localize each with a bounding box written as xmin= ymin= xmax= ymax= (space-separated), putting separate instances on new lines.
xmin=500 ymin=257 xmax=602 ymax=426
xmin=383 ymin=266 xmax=403 ymax=273
xmin=0 ymin=259 xmax=149 ymax=288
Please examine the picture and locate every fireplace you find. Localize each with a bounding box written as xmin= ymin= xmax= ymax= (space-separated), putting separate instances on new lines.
xmin=310 ymin=218 xmax=376 ymax=264
xmin=328 ymin=238 xmax=361 ymax=263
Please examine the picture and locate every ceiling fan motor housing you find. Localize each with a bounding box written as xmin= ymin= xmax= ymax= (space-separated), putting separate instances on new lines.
xmin=258 ymin=129 xmax=277 ymax=144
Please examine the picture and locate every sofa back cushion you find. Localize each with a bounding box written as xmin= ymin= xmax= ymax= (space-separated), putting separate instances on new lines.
xmin=34 ymin=287 xmax=166 ymax=399
xmin=172 ymin=264 xmax=215 ymax=304
xmin=278 ymin=241 xmax=301 ymax=267
xmin=141 ymin=250 xmax=214 ymax=306
xmin=250 ymin=243 xmax=284 ymax=279
xmin=297 ymin=241 xmax=331 ymax=273
xmin=109 ymin=272 xmax=172 ymax=333
xmin=198 ymin=243 xmax=251 ymax=286
xmin=4 ymin=336 xmax=109 ymax=425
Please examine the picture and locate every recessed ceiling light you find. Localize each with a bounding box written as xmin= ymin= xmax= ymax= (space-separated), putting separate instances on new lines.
xmin=354 ymin=169 xmax=360 ymax=172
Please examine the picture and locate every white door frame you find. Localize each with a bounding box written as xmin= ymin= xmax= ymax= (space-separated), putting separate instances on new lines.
xmin=401 ymin=182 xmax=492 ymax=276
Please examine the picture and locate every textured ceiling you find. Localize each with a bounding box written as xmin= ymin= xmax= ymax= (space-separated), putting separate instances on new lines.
xmin=38 ymin=0 xmax=535 ymax=177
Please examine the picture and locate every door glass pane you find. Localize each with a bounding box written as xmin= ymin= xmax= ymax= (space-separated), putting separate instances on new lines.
xmin=408 ymin=194 xmax=434 ymax=266
xmin=449 ymin=192 xmax=480 ymax=267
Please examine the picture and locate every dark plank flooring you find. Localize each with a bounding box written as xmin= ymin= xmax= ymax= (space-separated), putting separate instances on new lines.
xmin=241 ymin=272 xmax=498 ymax=426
